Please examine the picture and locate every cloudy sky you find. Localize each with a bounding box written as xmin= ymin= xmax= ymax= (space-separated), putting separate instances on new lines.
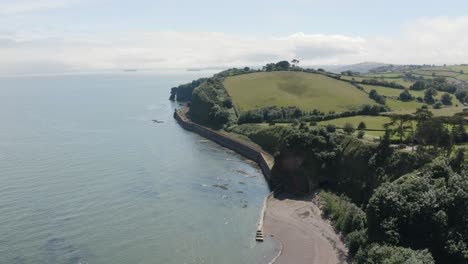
xmin=1 ymin=0 xmax=468 ymax=75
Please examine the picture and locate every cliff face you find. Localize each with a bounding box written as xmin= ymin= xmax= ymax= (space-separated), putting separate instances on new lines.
xmin=271 ymin=137 xmax=378 ymax=202
xmin=188 ymin=78 xmax=238 ymax=128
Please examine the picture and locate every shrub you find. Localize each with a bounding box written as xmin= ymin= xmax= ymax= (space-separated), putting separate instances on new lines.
xmin=357 ymin=130 xmax=365 ymax=139
xmin=344 ymin=123 xmax=356 ymax=135
xmin=358 ymin=121 xmax=367 ymax=130
xmin=320 ymin=191 xmax=366 ymax=234
xmin=223 ymin=98 xmax=233 ymax=108
xmin=326 ymin=124 xmax=336 ymax=133
xmin=355 ymin=244 xmax=435 ymax=264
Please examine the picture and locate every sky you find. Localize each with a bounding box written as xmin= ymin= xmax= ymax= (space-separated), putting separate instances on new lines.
xmin=2 ymin=0 xmax=468 ymax=75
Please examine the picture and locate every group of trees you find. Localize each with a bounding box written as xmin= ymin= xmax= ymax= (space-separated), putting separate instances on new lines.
xmin=399 ymin=89 xmax=415 ymax=101
xmin=366 ymin=157 xmax=468 ymax=263
xmin=239 ymin=104 xmax=387 ymax=124
xmin=455 ymin=89 xmax=468 ymax=104
xmin=169 ymin=77 xmax=208 ymax=101
xmin=268 ymin=122 xmax=467 ymax=263
xmin=189 ymin=77 xmax=237 ymax=128
xmin=238 ymin=106 xmax=304 ymax=124
xmin=262 ymin=59 xmax=303 ymax=72
xmin=360 ymin=79 xmax=406 ymax=89
xmin=368 ymin=89 xmax=386 ymax=105
xmin=263 ymin=60 xmax=292 ymax=72
xmin=410 ymin=78 xmax=458 ymax=94
xmin=383 ymin=109 xmax=468 ymax=157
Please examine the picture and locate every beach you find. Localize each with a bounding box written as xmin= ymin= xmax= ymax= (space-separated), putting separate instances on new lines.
xmin=264 ymin=193 xmax=348 ymax=264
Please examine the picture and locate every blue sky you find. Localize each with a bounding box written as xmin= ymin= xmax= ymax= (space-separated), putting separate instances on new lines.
xmin=1 ymin=0 xmax=468 ymax=74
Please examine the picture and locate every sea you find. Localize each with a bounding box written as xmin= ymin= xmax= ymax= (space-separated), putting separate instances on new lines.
xmin=0 ymin=71 xmax=278 ymax=264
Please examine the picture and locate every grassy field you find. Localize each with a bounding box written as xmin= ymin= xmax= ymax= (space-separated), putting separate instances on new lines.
xmin=318 ymin=116 xmax=391 ymax=130
xmin=386 ymin=106 xmax=468 ymax=116
xmin=386 ymin=99 xmax=425 ymax=112
xmin=224 ymin=72 xmax=374 ymax=112
xmin=362 ymin=85 xmax=404 ymax=97
xmin=407 ymin=65 xmax=468 ymax=81
xmin=341 ymin=75 xmax=414 ymax=88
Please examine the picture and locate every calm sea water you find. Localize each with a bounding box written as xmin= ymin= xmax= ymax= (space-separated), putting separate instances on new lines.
xmin=0 ymin=72 xmax=278 ymax=264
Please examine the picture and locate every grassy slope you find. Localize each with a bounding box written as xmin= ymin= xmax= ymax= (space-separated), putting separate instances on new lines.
xmin=362 ymin=85 xmax=403 ymax=97
xmin=318 ymin=116 xmax=390 ymax=130
xmin=384 ymin=106 xmax=468 ymax=117
xmin=224 ymin=72 xmax=374 ymax=112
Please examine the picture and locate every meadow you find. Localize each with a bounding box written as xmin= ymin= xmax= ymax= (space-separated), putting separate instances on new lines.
xmin=318 ymin=116 xmax=390 ymax=130
xmin=224 ymin=72 xmax=374 ymax=112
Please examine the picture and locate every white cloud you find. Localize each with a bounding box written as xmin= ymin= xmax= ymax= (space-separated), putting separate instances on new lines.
xmin=0 ymin=0 xmax=81 ymax=15
xmin=1 ymin=16 xmax=468 ymax=75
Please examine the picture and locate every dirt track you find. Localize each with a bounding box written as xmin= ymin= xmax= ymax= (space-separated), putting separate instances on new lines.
xmin=264 ymin=194 xmax=348 ymax=264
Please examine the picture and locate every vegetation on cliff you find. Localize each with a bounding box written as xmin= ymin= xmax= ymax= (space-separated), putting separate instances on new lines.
xmin=170 ymin=61 xmax=468 ymax=263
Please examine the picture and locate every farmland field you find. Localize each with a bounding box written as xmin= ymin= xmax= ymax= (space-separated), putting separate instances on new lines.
xmin=318 ymin=115 xmax=391 ymax=130
xmin=224 ymin=72 xmax=374 ymax=112
xmin=362 ymin=85 xmax=405 ymax=97
xmin=386 ymin=99 xmax=425 ymax=112
xmin=386 ymin=106 xmax=468 ymax=117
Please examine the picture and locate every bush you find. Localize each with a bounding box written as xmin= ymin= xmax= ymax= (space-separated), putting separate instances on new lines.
xmin=369 ymin=89 xmax=386 ymax=105
xmin=441 ymin=93 xmax=452 ymax=105
xmin=357 ymin=130 xmax=365 ymax=139
xmin=358 ymin=121 xmax=367 ymax=130
xmin=399 ymin=89 xmax=415 ymax=101
xmin=347 ymin=229 xmax=367 ymax=256
xmin=222 ymin=98 xmax=233 ymax=108
xmin=344 ymin=123 xmax=356 ymax=135
xmin=320 ymin=191 xmax=366 ymax=234
xmin=355 ymin=244 xmax=435 ymax=264
xmin=326 ymin=124 xmax=336 ymax=133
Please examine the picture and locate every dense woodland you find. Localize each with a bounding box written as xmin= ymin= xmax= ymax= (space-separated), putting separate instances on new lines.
xmin=170 ymin=61 xmax=468 ymax=264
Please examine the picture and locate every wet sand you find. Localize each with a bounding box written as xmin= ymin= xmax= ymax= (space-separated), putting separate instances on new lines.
xmin=264 ymin=193 xmax=348 ymax=264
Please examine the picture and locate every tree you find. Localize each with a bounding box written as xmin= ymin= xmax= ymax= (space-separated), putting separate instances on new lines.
xmin=452 ymin=121 xmax=468 ymax=143
xmin=433 ymin=102 xmax=442 ymax=109
xmin=355 ymin=244 xmax=435 ymax=264
xmin=291 ymin=59 xmax=300 ymax=67
xmin=399 ymin=90 xmax=414 ymax=101
xmin=358 ymin=121 xmax=367 ymax=130
xmin=223 ymin=98 xmax=233 ymax=108
xmin=385 ymin=114 xmax=413 ymax=144
xmin=441 ymin=93 xmax=453 ymax=105
xmin=455 ymin=89 xmax=468 ymax=103
xmin=369 ymin=89 xmax=386 ymax=105
xmin=263 ymin=63 xmax=276 ymax=72
xmin=275 ymin=61 xmax=291 ymax=71
xmin=326 ymin=124 xmax=336 ymax=133
xmin=344 ymin=123 xmax=356 ymax=135
xmin=410 ymin=80 xmax=426 ymax=91
xmin=424 ymin=88 xmax=438 ymax=104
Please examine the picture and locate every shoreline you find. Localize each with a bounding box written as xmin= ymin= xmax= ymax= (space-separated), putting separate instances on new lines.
xmin=173 ymin=108 xmax=348 ymax=264
xmin=264 ymin=193 xmax=348 ymax=264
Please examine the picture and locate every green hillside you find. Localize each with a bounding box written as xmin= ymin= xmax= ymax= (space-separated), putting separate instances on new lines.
xmin=224 ymin=71 xmax=374 ymax=112
xmin=318 ymin=115 xmax=390 ymax=130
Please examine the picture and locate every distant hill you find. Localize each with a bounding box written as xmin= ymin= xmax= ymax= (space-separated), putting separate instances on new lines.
xmin=319 ymin=62 xmax=390 ymax=74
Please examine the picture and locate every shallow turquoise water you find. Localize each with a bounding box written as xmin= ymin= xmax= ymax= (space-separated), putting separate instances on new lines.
xmin=0 ymin=72 xmax=278 ymax=264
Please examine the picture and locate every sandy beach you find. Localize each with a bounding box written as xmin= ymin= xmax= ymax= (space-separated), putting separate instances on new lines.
xmin=264 ymin=193 xmax=348 ymax=264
